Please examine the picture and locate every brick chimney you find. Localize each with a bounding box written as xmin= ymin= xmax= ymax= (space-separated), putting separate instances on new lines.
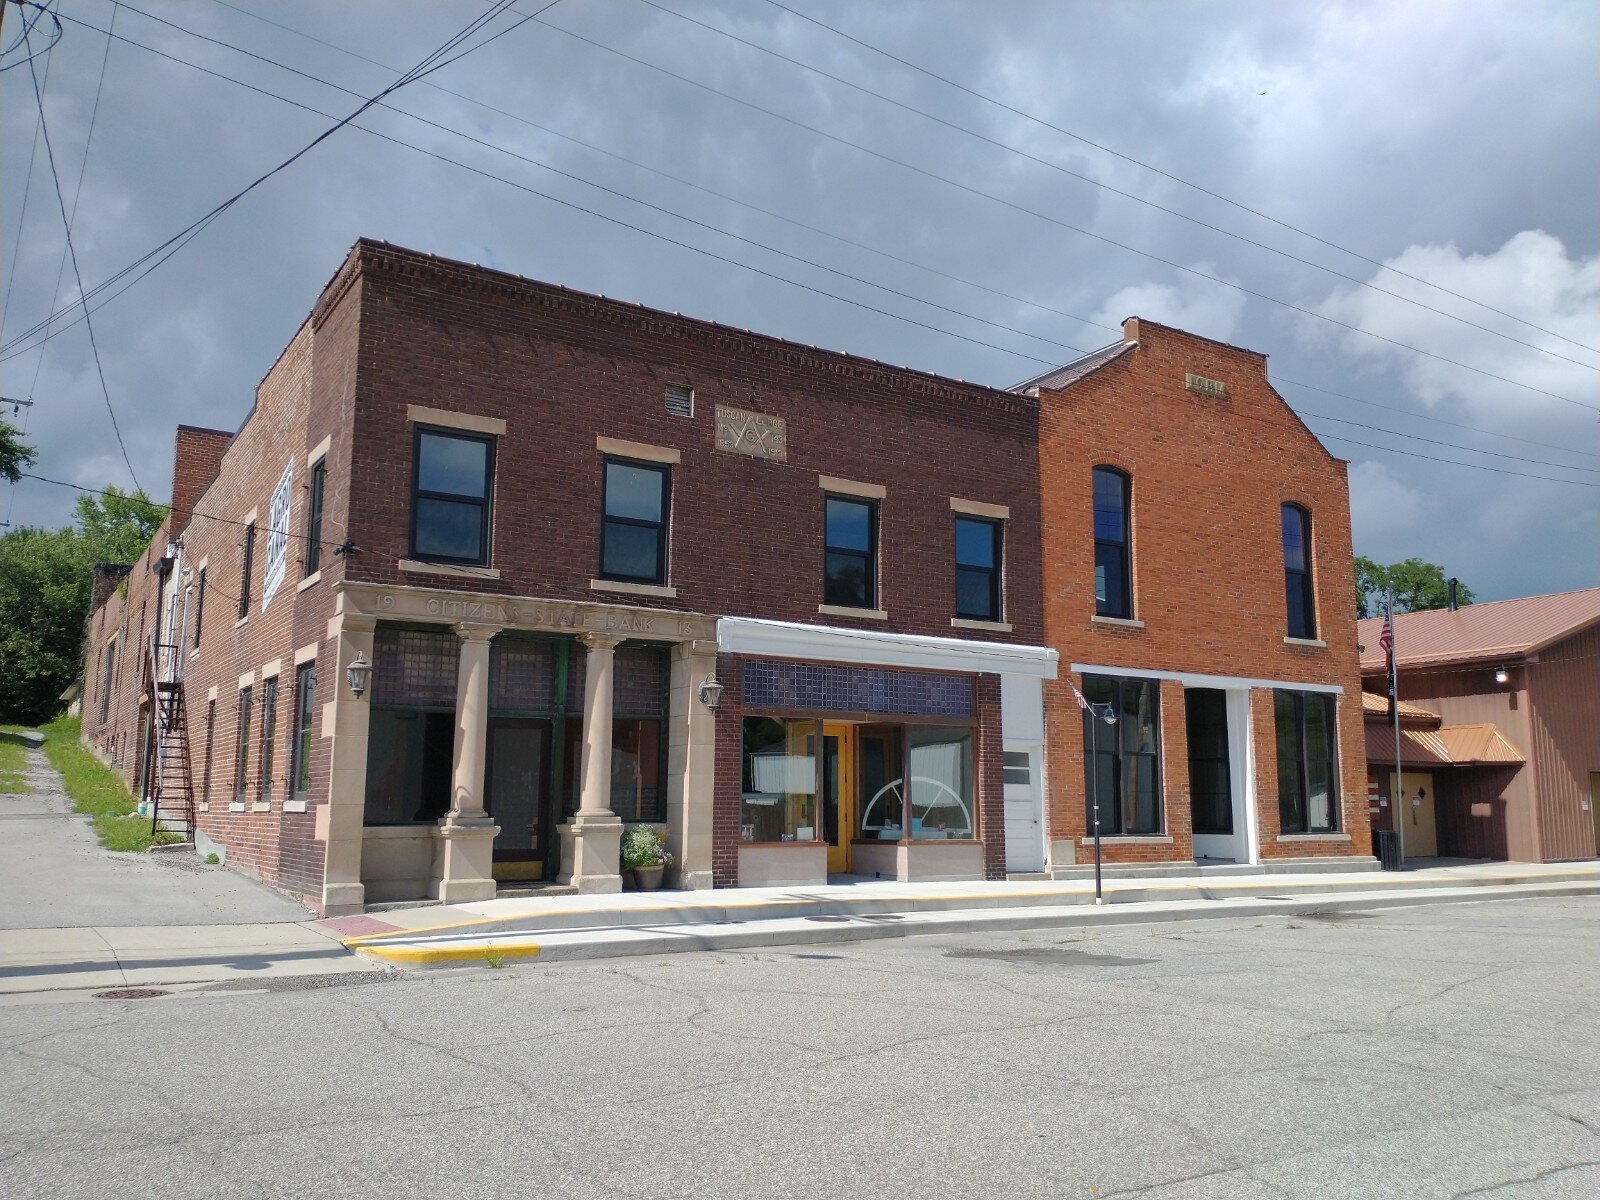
xmin=170 ymin=425 xmax=232 ymax=528
xmin=90 ymin=563 xmax=131 ymax=613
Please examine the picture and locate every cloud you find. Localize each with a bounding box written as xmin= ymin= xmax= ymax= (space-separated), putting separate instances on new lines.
xmin=1090 ymin=262 xmax=1247 ymax=343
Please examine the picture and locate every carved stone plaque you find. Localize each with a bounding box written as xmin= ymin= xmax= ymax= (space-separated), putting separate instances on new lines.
xmin=715 ymin=405 xmax=787 ymax=462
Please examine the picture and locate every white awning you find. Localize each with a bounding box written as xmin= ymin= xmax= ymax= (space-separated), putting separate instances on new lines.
xmin=717 ymin=617 xmax=1058 ymax=679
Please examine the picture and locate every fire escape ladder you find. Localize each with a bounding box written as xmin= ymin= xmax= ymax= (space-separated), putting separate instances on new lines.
xmin=147 ymin=641 xmax=196 ymax=841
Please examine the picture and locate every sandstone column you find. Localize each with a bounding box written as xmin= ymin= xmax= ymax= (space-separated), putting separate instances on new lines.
xmin=666 ymin=639 xmax=718 ymax=889
xmin=558 ymin=632 xmax=624 ymax=893
xmin=431 ymin=623 xmax=501 ymax=903
xmin=320 ymin=612 xmax=375 ymax=917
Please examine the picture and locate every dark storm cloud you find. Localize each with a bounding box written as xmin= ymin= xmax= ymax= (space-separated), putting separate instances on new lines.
xmin=3 ymin=0 xmax=1596 ymax=599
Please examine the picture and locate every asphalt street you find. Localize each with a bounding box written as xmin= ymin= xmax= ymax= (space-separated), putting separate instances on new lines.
xmin=2 ymin=896 xmax=1596 ymax=1199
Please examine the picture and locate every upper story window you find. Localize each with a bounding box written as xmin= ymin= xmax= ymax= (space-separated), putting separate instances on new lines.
xmin=411 ymin=428 xmax=494 ymax=565
xmin=600 ymin=458 xmax=670 ymax=585
xmin=824 ymin=495 xmax=877 ymax=609
xmin=304 ymin=459 xmax=326 ymax=575
xmin=1092 ymin=467 xmax=1131 ymax=619
xmin=1275 ymin=690 xmax=1338 ymax=833
xmin=239 ymin=524 xmax=255 ymax=619
xmin=1282 ymin=504 xmax=1315 ymax=639
xmin=954 ymin=516 xmax=1002 ymax=622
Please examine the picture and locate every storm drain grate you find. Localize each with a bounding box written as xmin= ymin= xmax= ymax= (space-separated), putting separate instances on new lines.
xmin=93 ymin=988 xmax=171 ymax=1001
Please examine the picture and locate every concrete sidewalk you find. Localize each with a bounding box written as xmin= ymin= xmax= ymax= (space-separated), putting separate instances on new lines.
xmin=338 ymin=859 xmax=1600 ymax=966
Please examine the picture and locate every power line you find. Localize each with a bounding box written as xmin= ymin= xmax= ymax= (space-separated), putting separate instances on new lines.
xmin=763 ymin=0 xmax=1600 ymax=360
xmin=27 ymin=6 xmax=1599 ymax=488
xmin=22 ymin=11 xmax=141 ymax=491
xmin=1307 ymin=431 xmax=1600 ymax=488
xmin=1295 ymin=409 xmax=1598 ymax=476
xmin=506 ymin=3 xmax=1600 ymax=413
xmin=0 ymin=0 xmax=59 ymax=340
xmin=641 ymin=0 xmax=1599 ymax=377
xmin=0 ymin=0 xmax=551 ymax=363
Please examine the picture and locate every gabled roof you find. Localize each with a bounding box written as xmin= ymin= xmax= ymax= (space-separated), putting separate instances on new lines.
xmin=1009 ymin=341 xmax=1133 ymax=393
xmin=1357 ymin=587 xmax=1600 ymax=672
xmin=1435 ymin=724 xmax=1525 ymax=766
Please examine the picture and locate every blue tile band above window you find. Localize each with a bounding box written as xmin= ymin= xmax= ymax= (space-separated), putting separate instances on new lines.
xmin=743 ymin=660 xmax=972 ymax=718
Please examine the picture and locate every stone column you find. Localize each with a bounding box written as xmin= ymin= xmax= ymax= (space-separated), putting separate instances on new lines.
xmin=320 ymin=612 xmax=375 ymax=917
xmin=666 ymin=639 xmax=718 ymax=889
xmin=558 ymin=633 xmax=624 ymax=893
xmin=430 ymin=623 xmax=501 ymax=903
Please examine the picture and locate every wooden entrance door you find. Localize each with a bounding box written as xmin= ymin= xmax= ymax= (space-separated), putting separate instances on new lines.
xmin=1399 ymin=770 xmax=1438 ymax=858
xmin=823 ymin=723 xmax=855 ymax=875
xmin=485 ymin=718 xmax=552 ymax=881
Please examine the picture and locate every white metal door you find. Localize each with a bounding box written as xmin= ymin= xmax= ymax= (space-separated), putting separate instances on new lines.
xmin=1002 ymin=743 xmax=1045 ymax=873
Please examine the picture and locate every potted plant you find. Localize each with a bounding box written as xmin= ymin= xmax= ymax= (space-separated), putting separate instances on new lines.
xmin=622 ymin=826 xmax=673 ymax=891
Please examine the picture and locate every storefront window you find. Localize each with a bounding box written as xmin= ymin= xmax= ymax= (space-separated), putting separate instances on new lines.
xmin=856 ymin=724 xmax=905 ymax=840
xmin=741 ymin=717 xmax=819 ymax=843
xmin=611 ymin=718 xmax=663 ymax=821
xmin=909 ymin=725 xmax=974 ymax=839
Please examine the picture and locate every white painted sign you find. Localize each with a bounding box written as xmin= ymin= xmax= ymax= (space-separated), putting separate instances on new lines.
xmin=261 ymin=462 xmax=293 ymax=612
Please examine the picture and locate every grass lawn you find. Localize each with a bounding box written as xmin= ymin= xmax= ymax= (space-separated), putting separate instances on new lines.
xmin=0 ymin=728 xmax=31 ymax=794
xmin=33 ymin=715 xmax=180 ymax=852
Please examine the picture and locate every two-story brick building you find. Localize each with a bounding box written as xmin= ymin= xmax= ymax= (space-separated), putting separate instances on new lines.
xmin=80 ymin=241 xmax=1370 ymax=917
xmin=1018 ymin=319 xmax=1370 ymax=873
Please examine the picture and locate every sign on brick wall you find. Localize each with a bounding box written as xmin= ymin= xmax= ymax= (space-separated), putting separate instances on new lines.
xmin=261 ymin=461 xmax=293 ymax=612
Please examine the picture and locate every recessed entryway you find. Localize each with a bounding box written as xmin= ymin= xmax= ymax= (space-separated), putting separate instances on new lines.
xmin=1185 ymin=686 xmax=1256 ymax=865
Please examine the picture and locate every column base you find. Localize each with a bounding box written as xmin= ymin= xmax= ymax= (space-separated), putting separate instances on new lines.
xmin=558 ymin=812 xmax=624 ymax=894
xmin=430 ymin=817 xmax=500 ymax=904
xmin=321 ymin=881 xmax=366 ymax=918
xmin=673 ymin=868 xmax=713 ymax=890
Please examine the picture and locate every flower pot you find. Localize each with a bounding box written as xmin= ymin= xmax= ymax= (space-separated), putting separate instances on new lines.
xmin=632 ymin=863 xmax=666 ymax=891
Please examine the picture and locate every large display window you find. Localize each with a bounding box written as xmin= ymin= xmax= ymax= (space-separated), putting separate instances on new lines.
xmin=740 ymin=717 xmax=819 ymax=843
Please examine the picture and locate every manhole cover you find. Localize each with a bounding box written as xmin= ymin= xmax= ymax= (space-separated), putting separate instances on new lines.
xmin=93 ymin=988 xmax=171 ymax=1001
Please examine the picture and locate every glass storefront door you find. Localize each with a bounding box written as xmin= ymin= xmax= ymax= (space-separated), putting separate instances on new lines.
xmin=485 ymin=717 xmax=552 ymax=881
xmin=823 ymin=723 xmax=855 ymax=875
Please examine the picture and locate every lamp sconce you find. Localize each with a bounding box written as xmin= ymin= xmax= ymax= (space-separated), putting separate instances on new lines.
xmin=697 ymin=673 xmax=724 ymax=710
xmin=1494 ymin=667 xmax=1509 ymax=685
xmin=346 ymin=651 xmax=373 ymax=699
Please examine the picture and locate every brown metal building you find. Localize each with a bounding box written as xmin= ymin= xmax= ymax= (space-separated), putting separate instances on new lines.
xmin=1358 ymin=589 xmax=1600 ymax=863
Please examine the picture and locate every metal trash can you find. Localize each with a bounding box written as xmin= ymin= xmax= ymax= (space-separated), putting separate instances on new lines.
xmin=1375 ymin=829 xmax=1402 ymax=871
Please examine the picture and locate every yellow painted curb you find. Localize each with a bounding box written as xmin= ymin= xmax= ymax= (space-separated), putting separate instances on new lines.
xmin=349 ymin=939 xmax=542 ymax=965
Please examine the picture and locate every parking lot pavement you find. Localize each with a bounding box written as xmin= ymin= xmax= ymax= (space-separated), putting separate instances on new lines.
xmin=2 ymin=895 xmax=1596 ymax=1199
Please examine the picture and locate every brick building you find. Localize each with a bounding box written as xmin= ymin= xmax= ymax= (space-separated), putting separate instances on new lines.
xmin=81 ymin=242 xmax=1370 ymax=917
xmin=1018 ymin=319 xmax=1370 ymax=872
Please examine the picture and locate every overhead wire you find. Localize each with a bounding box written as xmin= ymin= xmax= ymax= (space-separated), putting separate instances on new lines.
xmin=22 ymin=3 xmax=1599 ymax=489
xmin=0 ymin=0 xmax=554 ymax=363
xmin=498 ymin=3 xmax=1600 ymax=413
xmin=640 ymin=0 xmax=1598 ymax=376
xmin=0 ymin=0 xmax=59 ymax=339
xmin=22 ymin=10 xmax=142 ymax=491
xmin=763 ymin=0 xmax=1600 ymax=359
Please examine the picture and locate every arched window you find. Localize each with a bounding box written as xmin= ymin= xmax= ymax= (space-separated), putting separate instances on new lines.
xmin=1282 ymin=504 xmax=1316 ymax=639
xmin=1092 ymin=467 xmax=1132 ymax=619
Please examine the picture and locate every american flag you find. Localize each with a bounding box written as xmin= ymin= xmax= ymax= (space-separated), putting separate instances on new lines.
xmin=1067 ymin=678 xmax=1092 ymax=710
xmin=1379 ymin=611 xmax=1395 ymax=675
xmin=1382 ymin=596 xmax=1398 ymax=723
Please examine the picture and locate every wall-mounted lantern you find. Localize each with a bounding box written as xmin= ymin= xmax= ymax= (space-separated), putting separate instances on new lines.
xmin=697 ymin=673 xmax=724 ymax=710
xmin=346 ymin=651 xmax=373 ymax=699
xmin=1494 ymin=668 xmax=1509 ymax=685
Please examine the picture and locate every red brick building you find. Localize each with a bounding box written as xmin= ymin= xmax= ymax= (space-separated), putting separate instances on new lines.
xmin=1020 ymin=319 xmax=1370 ymax=873
xmin=81 ymin=243 xmax=1371 ymax=916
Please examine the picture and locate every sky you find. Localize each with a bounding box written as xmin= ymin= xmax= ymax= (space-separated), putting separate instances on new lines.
xmin=3 ymin=0 xmax=1597 ymax=603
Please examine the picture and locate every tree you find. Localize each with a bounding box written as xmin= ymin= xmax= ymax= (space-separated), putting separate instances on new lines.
xmin=1355 ymin=555 xmax=1474 ymax=618
xmin=0 ymin=415 xmax=34 ymax=484
xmin=73 ymin=486 xmax=166 ymax=565
xmin=0 ymin=485 xmax=166 ymax=724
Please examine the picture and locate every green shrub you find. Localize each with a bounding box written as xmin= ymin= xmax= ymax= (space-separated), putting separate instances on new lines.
xmin=37 ymin=715 xmax=177 ymax=852
xmin=621 ymin=825 xmax=672 ymax=870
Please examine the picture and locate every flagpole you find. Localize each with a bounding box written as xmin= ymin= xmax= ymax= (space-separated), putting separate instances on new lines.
xmin=1388 ymin=588 xmax=1407 ymax=870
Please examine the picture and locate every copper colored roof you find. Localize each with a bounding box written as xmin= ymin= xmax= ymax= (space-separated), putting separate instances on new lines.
xmin=1365 ymin=724 xmax=1453 ymax=768
xmin=1359 ymin=690 xmax=1440 ymax=724
xmin=1435 ymin=723 xmax=1526 ymax=765
xmin=1357 ymin=587 xmax=1600 ymax=672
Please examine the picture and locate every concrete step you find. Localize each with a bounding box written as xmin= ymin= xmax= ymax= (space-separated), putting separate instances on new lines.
xmin=348 ymin=879 xmax=1600 ymax=967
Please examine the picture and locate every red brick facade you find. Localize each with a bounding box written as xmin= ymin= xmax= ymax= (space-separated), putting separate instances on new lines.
xmin=1033 ymin=319 xmax=1370 ymax=866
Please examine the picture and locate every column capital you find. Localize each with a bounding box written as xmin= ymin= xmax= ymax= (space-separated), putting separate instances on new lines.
xmin=454 ymin=622 xmax=501 ymax=643
xmin=581 ymin=632 xmax=624 ymax=652
xmin=340 ymin=613 xmax=377 ymax=635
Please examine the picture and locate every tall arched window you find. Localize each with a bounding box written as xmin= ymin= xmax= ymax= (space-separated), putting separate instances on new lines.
xmin=1093 ymin=467 xmax=1132 ymax=619
xmin=1282 ymin=504 xmax=1316 ymax=639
